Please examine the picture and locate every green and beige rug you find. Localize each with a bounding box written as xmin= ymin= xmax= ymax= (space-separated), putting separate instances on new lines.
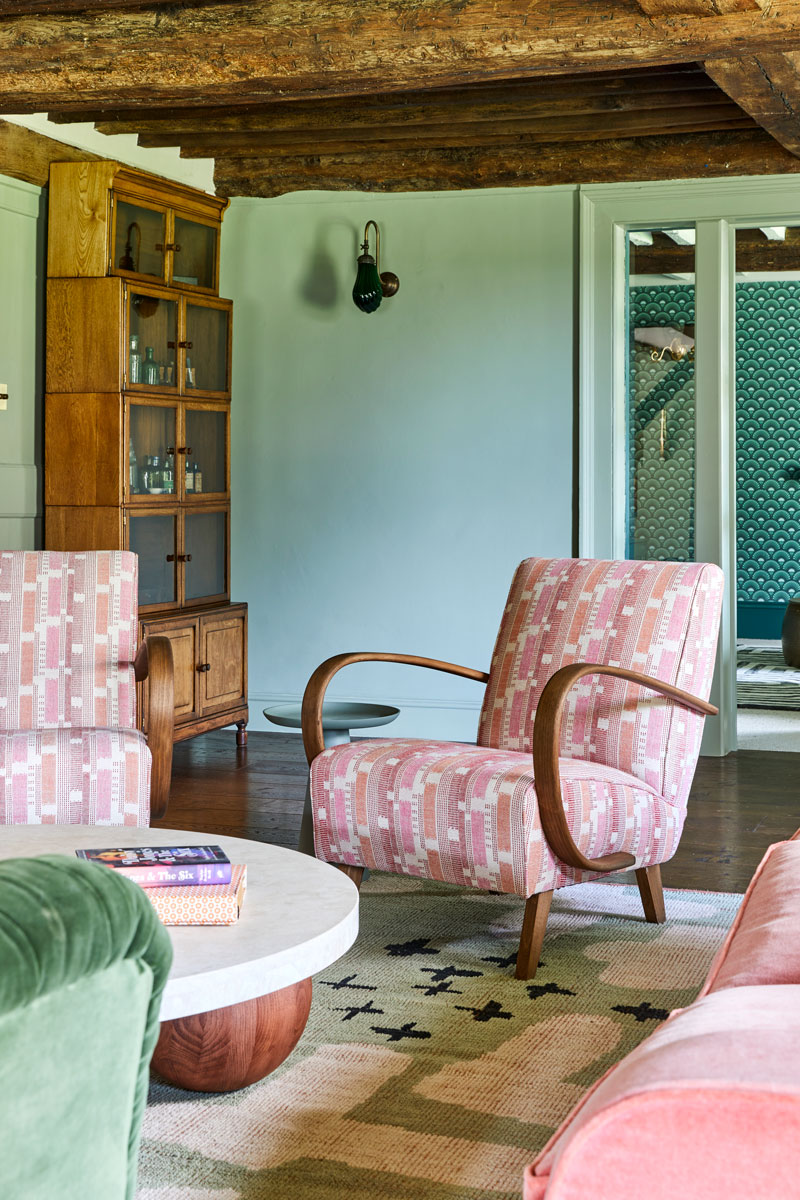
xmin=137 ymin=873 xmax=740 ymax=1200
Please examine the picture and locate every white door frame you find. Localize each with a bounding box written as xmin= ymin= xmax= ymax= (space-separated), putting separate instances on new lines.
xmin=579 ymin=175 xmax=800 ymax=755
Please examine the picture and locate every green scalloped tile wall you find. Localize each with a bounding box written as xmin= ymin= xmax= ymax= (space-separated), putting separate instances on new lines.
xmin=630 ymin=281 xmax=800 ymax=639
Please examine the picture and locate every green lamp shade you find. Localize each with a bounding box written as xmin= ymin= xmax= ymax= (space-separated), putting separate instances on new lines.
xmin=353 ymin=253 xmax=383 ymax=314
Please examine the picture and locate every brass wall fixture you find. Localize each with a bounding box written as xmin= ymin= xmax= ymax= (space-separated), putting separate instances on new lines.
xmin=352 ymin=220 xmax=399 ymax=314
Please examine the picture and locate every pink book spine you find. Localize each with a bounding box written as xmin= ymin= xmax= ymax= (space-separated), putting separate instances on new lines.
xmin=112 ymin=862 xmax=232 ymax=887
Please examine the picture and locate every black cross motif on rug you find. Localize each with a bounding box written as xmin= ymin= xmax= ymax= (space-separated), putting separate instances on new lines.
xmin=371 ymin=1021 xmax=433 ymax=1042
xmin=454 ymin=999 xmax=514 ymax=1023
xmin=611 ymin=1001 xmax=669 ymax=1023
xmin=333 ymin=999 xmax=385 ymax=1022
xmin=527 ymin=981 xmax=577 ymax=1001
xmin=481 ymin=951 xmax=521 ymax=970
xmin=384 ymin=937 xmax=440 ymax=958
xmin=319 ymin=973 xmax=377 ymax=993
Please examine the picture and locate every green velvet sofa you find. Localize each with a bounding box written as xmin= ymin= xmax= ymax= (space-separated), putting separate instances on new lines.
xmin=0 ymin=854 xmax=172 ymax=1199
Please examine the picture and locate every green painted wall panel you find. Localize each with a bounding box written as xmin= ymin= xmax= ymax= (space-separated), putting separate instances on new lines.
xmin=221 ymin=188 xmax=578 ymax=738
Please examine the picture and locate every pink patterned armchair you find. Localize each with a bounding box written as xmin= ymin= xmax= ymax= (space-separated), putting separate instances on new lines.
xmin=0 ymin=551 xmax=173 ymax=825
xmin=302 ymin=558 xmax=724 ymax=979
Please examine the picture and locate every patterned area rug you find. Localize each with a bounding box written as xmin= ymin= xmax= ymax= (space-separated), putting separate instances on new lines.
xmin=137 ymin=873 xmax=740 ymax=1200
xmin=737 ymin=644 xmax=800 ymax=710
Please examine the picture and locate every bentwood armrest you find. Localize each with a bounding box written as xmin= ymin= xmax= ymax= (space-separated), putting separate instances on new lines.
xmin=301 ymin=652 xmax=490 ymax=764
xmin=533 ymin=662 xmax=718 ymax=875
xmin=134 ymin=635 xmax=174 ymax=821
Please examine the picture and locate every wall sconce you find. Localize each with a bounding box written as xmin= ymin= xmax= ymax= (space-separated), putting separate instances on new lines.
xmin=634 ymin=325 xmax=695 ymax=363
xmin=352 ymin=220 xmax=399 ymax=314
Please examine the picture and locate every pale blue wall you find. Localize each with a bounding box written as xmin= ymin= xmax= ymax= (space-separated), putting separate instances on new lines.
xmin=221 ymin=187 xmax=578 ymax=739
xmin=0 ymin=173 xmax=44 ymax=550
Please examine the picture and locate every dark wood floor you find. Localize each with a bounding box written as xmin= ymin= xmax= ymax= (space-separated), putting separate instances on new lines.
xmin=159 ymin=731 xmax=800 ymax=894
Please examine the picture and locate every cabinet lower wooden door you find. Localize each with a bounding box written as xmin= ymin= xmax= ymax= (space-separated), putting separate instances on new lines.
xmin=199 ymin=611 xmax=247 ymax=715
xmin=140 ymin=616 xmax=199 ymax=733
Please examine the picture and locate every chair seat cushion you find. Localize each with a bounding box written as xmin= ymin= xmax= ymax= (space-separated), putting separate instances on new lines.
xmin=524 ymin=985 xmax=800 ymax=1200
xmin=701 ymin=839 xmax=800 ymax=994
xmin=0 ymin=728 xmax=151 ymax=826
xmin=310 ymin=739 xmax=681 ymax=895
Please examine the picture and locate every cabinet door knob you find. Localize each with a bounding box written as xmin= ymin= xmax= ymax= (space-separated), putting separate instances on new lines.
xmin=178 ymin=554 xmax=192 ymax=563
xmin=177 ymin=446 xmax=192 ymax=455
xmin=166 ymin=446 xmax=175 ymax=455
xmin=165 ymin=554 xmax=176 ymax=562
xmin=178 ymin=341 xmax=193 ymax=349
xmin=197 ymin=662 xmax=211 ymax=673
xmin=167 ymin=341 xmax=176 ymax=349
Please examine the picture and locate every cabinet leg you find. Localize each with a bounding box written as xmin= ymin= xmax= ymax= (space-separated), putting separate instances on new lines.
xmin=235 ymin=720 xmax=248 ymax=748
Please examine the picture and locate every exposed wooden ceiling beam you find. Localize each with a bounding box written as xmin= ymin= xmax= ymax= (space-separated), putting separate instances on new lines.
xmin=0 ymin=119 xmax=97 ymax=187
xmin=634 ymin=0 xmax=800 ymax=157
xmin=5 ymin=1 xmax=800 ymax=113
xmin=212 ymin=127 xmax=800 ymax=198
xmin=704 ymin=53 xmax=800 ymax=157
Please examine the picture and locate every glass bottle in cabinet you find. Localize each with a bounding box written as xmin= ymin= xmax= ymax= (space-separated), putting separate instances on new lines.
xmin=128 ymin=291 xmax=178 ymax=389
xmin=129 ymin=334 xmax=141 ymax=383
xmin=128 ymin=403 xmax=177 ymax=497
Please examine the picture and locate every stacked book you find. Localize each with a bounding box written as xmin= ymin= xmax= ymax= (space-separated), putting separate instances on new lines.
xmin=76 ymin=844 xmax=247 ymax=926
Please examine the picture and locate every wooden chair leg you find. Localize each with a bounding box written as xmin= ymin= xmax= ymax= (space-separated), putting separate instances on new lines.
xmin=635 ymin=864 xmax=666 ymax=924
xmin=515 ymin=890 xmax=554 ymax=981
xmin=335 ymin=864 xmax=364 ymax=890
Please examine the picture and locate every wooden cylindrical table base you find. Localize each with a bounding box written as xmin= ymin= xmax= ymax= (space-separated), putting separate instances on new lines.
xmin=151 ymin=977 xmax=313 ymax=1092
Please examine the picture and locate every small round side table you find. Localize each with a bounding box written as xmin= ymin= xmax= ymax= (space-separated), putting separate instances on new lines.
xmin=263 ymin=701 xmax=400 ymax=855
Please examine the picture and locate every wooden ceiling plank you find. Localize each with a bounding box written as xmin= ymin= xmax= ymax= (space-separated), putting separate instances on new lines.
xmin=6 ymin=2 xmax=800 ymax=112
xmin=632 ymin=227 xmax=800 ymax=272
xmin=93 ymin=84 xmax=732 ymax=142
xmin=0 ymin=118 xmax=98 ymax=187
xmin=212 ymin=128 xmax=800 ymax=198
xmin=174 ymin=118 xmax=757 ymax=158
xmin=151 ymin=107 xmax=755 ymax=157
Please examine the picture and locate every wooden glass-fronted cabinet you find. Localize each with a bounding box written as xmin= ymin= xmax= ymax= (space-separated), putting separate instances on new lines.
xmin=45 ymin=160 xmax=248 ymax=746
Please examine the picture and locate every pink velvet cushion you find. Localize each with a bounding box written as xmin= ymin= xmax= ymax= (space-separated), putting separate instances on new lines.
xmin=311 ymin=739 xmax=682 ymax=896
xmin=525 ymin=985 xmax=800 ymax=1199
xmin=701 ymin=839 xmax=800 ymax=993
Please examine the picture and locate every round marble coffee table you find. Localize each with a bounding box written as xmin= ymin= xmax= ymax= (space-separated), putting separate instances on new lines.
xmin=0 ymin=826 xmax=359 ymax=1093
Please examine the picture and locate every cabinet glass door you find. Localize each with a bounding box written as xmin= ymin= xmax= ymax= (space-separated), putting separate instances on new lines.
xmin=129 ymin=512 xmax=178 ymax=607
xmin=114 ymin=199 xmax=166 ymax=282
xmin=185 ymin=301 xmax=230 ymax=394
xmin=128 ymin=402 xmax=178 ymax=500
xmin=129 ymin=290 xmax=179 ymax=390
xmin=184 ymin=407 xmax=227 ymax=497
xmin=173 ymin=216 xmax=218 ymax=291
xmin=184 ymin=510 xmax=227 ymax=602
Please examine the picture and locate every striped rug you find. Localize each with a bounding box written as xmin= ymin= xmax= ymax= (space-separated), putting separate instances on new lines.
xmin=137 ymin=872 xmax=739 ymax=1200
xmin=737 ymin=644 xmax=800 ymax=710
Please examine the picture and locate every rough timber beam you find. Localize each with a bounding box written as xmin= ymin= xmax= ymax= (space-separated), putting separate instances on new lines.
xmin=0 ymin=119 xmax=98 ymax=187
xmin=212 ymin=128 xmax=800 ymax=198
xmin=5 ymin=1 xmax=800 ymax=112
xmin=635 ymin=0 xmax=800 ymax=157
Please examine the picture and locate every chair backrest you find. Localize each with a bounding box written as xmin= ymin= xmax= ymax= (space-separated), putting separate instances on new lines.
xmin=478 ymin=558 xmax=724 ymax=807
xmin=0 ymin=551 xmax=138 ymax=731
xmin=0 ymin=854 xmax=172 ymax=1200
